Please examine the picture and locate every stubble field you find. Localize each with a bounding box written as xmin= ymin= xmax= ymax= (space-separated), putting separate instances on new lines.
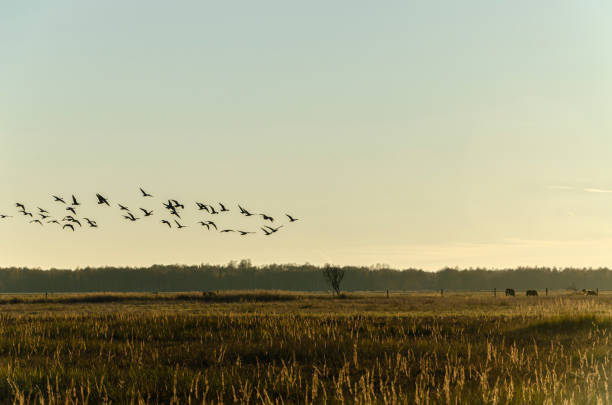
xmin=0 ymin=291 xmax=610 ymax=404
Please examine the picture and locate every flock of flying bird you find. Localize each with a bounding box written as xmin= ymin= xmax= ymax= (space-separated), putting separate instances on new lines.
xmin=0 ymin=187 xmax=299 ymax=236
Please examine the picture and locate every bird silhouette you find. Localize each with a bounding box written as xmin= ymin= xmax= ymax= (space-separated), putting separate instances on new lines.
xmin=165 ymin=203 xmax=182 ymax=219
xmin=175 ymin=220 xmax=186 ymax=229
xmin=238 ymin=231 xmax=255 ymax=236
xmin=220 ymin=229 xmax=234 ymax=233
xmin=53 ymin=196 xmax=66 ymax=204
xmin=84 ymin=218 xmax=97 ymax=227
xmin=30 ymin=219 xmax=43 ymax=225
xmin=47 ymin=220 xmax=60 ymax=225
xmin=238 ymin=205 xmax=254 ymax=216
xmin=0 ymin=214 xmax=13 ymax=219
xmin=260 ymin=214 xmax=274 ymax=222
xmin=206 ymin=221 xmax=217 ymax=230
xmin=16 ymin=203 xmax=25 ymax=211
xmin=264 ymin=225 xmax=283 ymax=233
xmin=123 ymin=212 xmax=139 ymax=221
xmin=140 ymin=208 xmax=153 ymax=217
xmin=197 ymin=221 xmax=210 ymax=229
xmin=21 ymin=211 xmax=33 ymax=217
xmin=118 ymin=204 xmax=130 ymax=211
xmin=38 ymin=207 xmax=49 ymax=214
xmin=66 ymin=207 xmax=77 ymax=215
xmin=96 ymin=194 xmax=110 ymax=206
xmin=139 ymin=187 xmax=153 ymax=197
xmin=63 ymin=223 xmax=75 ymax=231
xmin=219 ymin=203 xmax=229 ymax=212
xmin=171 ymin=200 xmax=185 ymax=210
xmin=161 ymin=220 xmax=172 ymax=228
xmin=39 ymin=213 xmax=50 ymax=220
xmin=71 ymin=195 xmax=80 ymax=206
xmin=196 ymin=202 xmax=209 ymax=212
xmin=261 ymin=227 xmax=273 ymax=236
xmin=208 ymin=206 xmax=219 ymax=215
xmin=286 ymin=214 xmax=299 ymax=222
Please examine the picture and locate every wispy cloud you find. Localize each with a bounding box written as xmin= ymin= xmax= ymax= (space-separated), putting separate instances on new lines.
xmin=548 ymin=185 xmax=612 ymax=193
xmin=333 ymin=238 xmax=612 ymax=270
xmin=583 ymin=188 xmax=612 ymax=193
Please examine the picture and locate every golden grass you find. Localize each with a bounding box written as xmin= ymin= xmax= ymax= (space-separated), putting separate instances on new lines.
xmin=0 ymin=291 xmax=609 ymax=403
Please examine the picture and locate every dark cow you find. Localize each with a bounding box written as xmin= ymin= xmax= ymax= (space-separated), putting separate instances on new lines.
xmin=526 ymin=290 xmax=538 ymax=296
xmin=582 ymin=289 xmax=597 ymax=296
xmin=505 ymin=288 xmax=515 ymax=296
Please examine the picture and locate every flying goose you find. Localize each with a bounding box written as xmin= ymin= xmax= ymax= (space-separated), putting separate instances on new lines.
xmin=123 ymin=212 xmax=139 ymax=221
xmin=140 ymin=208 xmax=154 ymax=217
xmin=96 ymin=193 xmax=110 ymax=206
xmin=238 ymin=205 xmax=254 ymax=216
xmin=264 ymin=225 xmax=284 ymax=233
xmin=260 ymin=214 xmax=274 ymax=222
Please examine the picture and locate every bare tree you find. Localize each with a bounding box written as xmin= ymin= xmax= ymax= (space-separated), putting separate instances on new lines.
xmin=322 ymin=265 xmax=345 ymax=296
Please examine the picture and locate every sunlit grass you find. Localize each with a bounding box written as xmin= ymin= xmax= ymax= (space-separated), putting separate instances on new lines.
xmin=0 ymin=291 xmax=610 ymax=403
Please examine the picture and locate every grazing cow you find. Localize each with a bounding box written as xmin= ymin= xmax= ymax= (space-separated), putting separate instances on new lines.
xmin=505 ymin=288 xmax=515 ymax=296
xmin=582 ymin=289 xmax=597 ymax=296
xmin=526 ymin=290 xmax=538 ymax=296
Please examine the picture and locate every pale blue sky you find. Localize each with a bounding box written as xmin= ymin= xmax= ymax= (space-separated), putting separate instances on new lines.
xmin=1 ymin=1 xmax=612 ymax=269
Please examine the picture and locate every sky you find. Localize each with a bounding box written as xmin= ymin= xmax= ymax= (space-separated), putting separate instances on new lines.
xmin=1 ymin=1 xmax=612 ymax=270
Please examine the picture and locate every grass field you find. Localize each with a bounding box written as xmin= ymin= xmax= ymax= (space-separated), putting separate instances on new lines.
xmin=0 ymin=291 xmax=610 ymax=404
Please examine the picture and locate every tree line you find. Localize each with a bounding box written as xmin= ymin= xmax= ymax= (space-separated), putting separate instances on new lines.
xmin=0 ymin=262 xmax=609 ymax=292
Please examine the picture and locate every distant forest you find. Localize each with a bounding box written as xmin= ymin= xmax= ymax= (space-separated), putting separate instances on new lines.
xmin=0 ymin=261 xmax=610 ymax=293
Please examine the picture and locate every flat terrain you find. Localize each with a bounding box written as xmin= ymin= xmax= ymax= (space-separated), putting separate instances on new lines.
xmin=0 ymin=291 xmax=610 ymax=404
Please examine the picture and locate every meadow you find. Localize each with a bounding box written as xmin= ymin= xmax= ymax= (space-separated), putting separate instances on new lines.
xmin=0 ymin=291 xmax=610 ymax=404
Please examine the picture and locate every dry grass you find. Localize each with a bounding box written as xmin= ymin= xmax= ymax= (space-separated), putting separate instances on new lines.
xmin=0 ymin=291 xmax=609 ymax=403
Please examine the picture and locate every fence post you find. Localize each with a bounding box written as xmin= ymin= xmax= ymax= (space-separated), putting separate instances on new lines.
xmin=440 ymin=289 xmax=444 ymax=297
xmin=597 ymin=288 xmax=599 ymax=296
xmin=386 ymin=289 xmax=389 ymax=298
xmin=546 ymin=288 xmax=548 ymax=296
xmin=494 ymin=288 xmax=496 ymax=297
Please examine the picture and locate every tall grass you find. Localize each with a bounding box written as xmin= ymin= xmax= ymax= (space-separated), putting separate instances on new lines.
xmin=0 ymin=293 xmax=609 ymax=403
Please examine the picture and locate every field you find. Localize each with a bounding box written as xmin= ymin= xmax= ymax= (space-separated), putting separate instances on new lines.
xmin=0 ymin=291 xmax=610 ymax=404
